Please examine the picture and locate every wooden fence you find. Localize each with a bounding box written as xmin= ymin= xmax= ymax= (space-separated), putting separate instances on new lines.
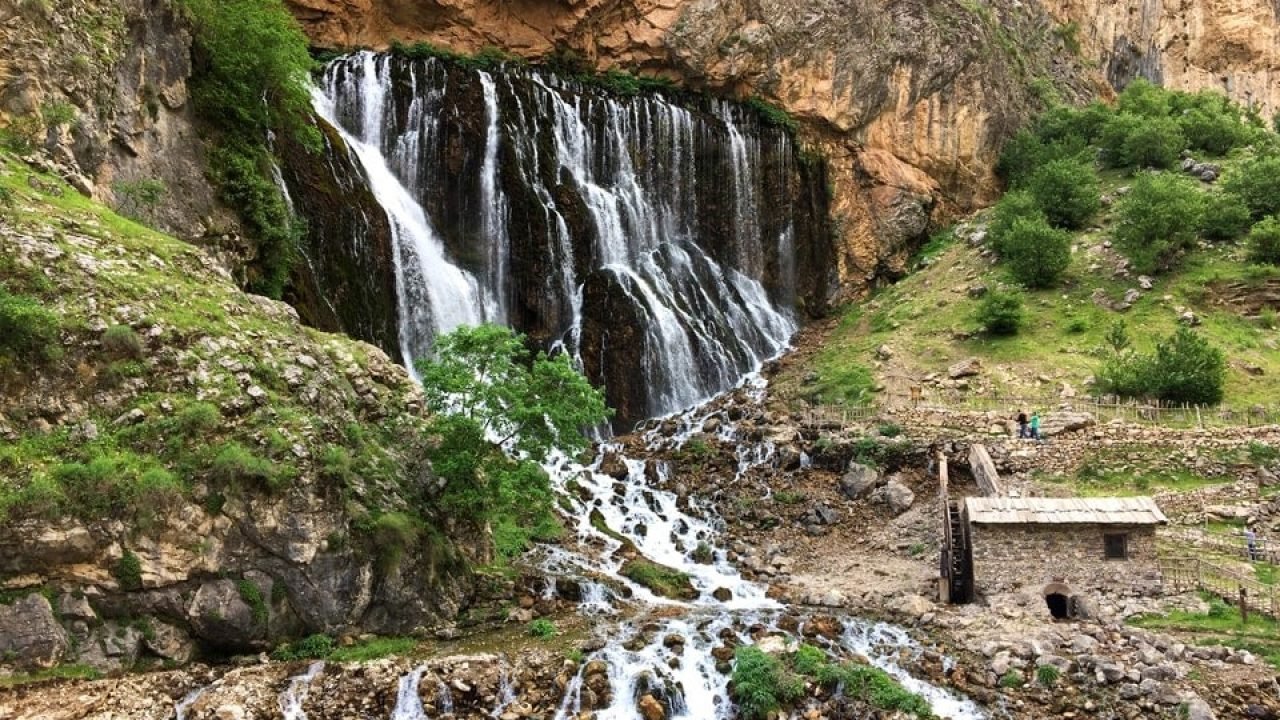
xmin=1160 ymin=556 xmax=1280 ymax=620
xmin=1164 ymin=528 xmax=1280 ymax=566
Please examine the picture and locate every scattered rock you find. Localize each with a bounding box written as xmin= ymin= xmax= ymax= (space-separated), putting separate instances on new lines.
xmin=948 ymin=357 xmax=982 ymax=379
xmin=870 ymin=479 xmax=914 ymax=514
xmin=839 ymin=463 xmax=881 ymax=500
xmin=0 ymin=594 xmax=68 ymax=669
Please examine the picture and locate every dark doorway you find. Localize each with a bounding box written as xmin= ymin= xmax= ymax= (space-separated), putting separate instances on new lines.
xmin=1046 ymin=593 xmax=1070 ymax=619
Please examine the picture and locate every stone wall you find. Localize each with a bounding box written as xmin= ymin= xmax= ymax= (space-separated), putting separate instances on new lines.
xmin=970 ymin=523 xmax=1162 ymax=599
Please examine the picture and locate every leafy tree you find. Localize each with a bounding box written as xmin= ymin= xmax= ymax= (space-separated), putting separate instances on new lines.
xmin=1001 ymin=216 xmax=1072 ymax=288
xmin=1035 ymin=102 xmax=1110 ymax=146
xmin=1247 ymin=216 xmax=1280 ymax=265
xmin=1152 ymin=328 xmax=1226 ymax=404
xmin=1223 ymin=155 xmax=1280 ymax=220
xmin=987 ymin=190 xmax=1046 ymax=255
xmin=1112 ymin=172 xmax=1205 ymax=273
xmin=996 ymin=129 xmax=1088 ymax=188
xmin=415 ymin=324 xmax=610 ymax=557
xmin=1096 ymin=326 xmax=1225 ymax=405
xmin=1025 ymin=158 xmax=1100 ymax=229
xmin=1116 ymin=79 xmax=1172 ymax=118
xmin=1199 ymin=192 xmax=1253 ymax=241
xmin=1179 ymin=106 xmax=1250 ymax=156
xmin=975 ymin=289 xmax=1025 ymax=335
xmin=1099 ymin=114 xmax=1185 ymax=170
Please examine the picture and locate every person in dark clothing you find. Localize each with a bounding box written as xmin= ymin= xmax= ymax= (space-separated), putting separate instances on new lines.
xmin=1016 ymin=411 xmax=1029 ymax=438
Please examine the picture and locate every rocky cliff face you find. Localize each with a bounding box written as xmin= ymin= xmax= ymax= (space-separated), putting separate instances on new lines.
xmin=286 ymin=0 xmax=1278 ymax=294
xmin=0 ymin=160 xmax=473 ymax=671
xmin=0 ymin=0 xmax=231 ymax=240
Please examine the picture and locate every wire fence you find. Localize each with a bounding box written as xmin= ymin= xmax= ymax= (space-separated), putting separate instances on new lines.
xmin=800 ymin=389 xmax=1280 ymax=430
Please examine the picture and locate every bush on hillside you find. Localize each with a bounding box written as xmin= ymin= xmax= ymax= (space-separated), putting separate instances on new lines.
xmin=1180 ymin=107 xmax=1251 ymax=156
xmin=1025 ymin=158 xmax=1100 ymax=229
xmin=102 ymin=324 xmax=144 ymax=359
xmin=987 ymin=190 xmax=1046 ymax=255
xmin=1223 ymin=155 xmax=1280 ymax=220
xmin=1097 ymin=327 xmax=1225 ymax=405
xmin=1099 ymin=113 xmax=1186 ymax=170
xmin=1116 ymin=79 xmax=1172 ymax=118
xmin=1199 ymin=192 xmax=1253 ymax=241
xmin=1034 ymin=102 xmax=1110 ymax=147
xmin=1001 ymin=216 xmax=1072 ymax=288
xmin=0 ymin=288 xmax=59 ymax=362
xmin=1112 ymin=172 xmax=1205 ymax=273
xmin=732 ymin=646 xmax=805 ymax=720
xmin=1247 ymin=217 xmax=1280 ymax=265
xmin=995 ymin=129 xmax=1088 ymax=188
xmin=975 ymin=289 xmax=1025 ymax=335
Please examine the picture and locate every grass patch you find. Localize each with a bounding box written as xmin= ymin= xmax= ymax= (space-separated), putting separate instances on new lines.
xmin=0 ymin=664 xmax=101 ymax=688
xmin=732 ymin=645 xmax=805 ymax=720
xmin=1130 ymin=592 xmax=1280 ymax=668
xmin=527 ymin=618 xmax=556 ymax=638
xmin=327 ymin=636 xmax=417 ymax=662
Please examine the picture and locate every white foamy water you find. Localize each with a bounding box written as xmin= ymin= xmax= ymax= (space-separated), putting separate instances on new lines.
xmin=278 ymin=661 xmax=324 ymax=720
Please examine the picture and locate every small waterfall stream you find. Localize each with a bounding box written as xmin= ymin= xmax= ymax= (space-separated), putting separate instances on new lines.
xmin=278 ymin=661 xmax=324 ymax=720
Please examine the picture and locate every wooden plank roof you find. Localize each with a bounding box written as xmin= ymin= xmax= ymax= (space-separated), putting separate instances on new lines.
xmin=964 ymin=496 xmax=1168 ymax=525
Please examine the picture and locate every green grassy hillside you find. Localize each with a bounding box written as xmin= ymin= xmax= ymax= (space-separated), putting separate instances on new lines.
xmin=787 ymin=83 xmax=1280 ymax=410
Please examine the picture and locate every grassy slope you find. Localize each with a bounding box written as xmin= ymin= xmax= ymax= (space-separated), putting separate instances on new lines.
xmin=0 ymin=152 xmax=427 ymax=523
xmin=790 ymin=164 xmax=1280 ymax=409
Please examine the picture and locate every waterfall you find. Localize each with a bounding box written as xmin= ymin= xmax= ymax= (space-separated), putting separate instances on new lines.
xmin=309 ymin=52 xmax=813 ymax=426
xmin=389 ymin=665 xmax=429 ymax=720
xmin=278 ymin=661 xmax=324 ymax=720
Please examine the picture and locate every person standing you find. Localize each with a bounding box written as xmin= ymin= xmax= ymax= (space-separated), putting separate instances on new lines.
xmin=1030 ymin=411 xmax=1042 ymax=441
xmin=1016 ymin=411 xmax=1029 ymax=438
xmin=1246 ymin=526 xmax=1259 ymax=562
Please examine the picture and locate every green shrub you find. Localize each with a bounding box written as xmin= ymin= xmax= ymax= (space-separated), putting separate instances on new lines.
xmin=271 ymin=633 xmax=334 ymax=661
xmin=210 ymin=442 xmax=280 ymax=491
xmin=621 ymin=559 xmax=695 ymax=599
xmin=975 ymin=289 xmax=1025 ymax=335
xmin=1099 ymin=113 xmax=1185 ymax=170
xmin=1180 ymin=106 xmax=1250 ymax=156
xmin=318 ymin=445 xmax=353 ymax=482
xmin=47 ymin=451 xmax=184 ymax=521
xmin=114 ymin=550 xmax=143 ymax=591
xmin=792 ymin=644 xmax=827 ymax=676
xmin=996 ymin=129 xmax=1088 ymax=187
xmin=0 ymin=288 xmax=59 ymax=362
xmin=1116 ymin=79 xmax=1172 ymax=117
xmin=175 ymin=402 xmax=221 ymax=437
xmin=0 ymin=114 xmax=44 ymax=154
xmin=1200 ymin=192 xmax=1254 ymax=241
xmin=1001 ymin=216 xmax=1072 ymax=288
xmin=1224 ymin=155 xmax=1280 ymax=220
xmin=1099 ymin=327 xmax=1225 ymax=405
xmin=1248 ymin=441 xmax=1280 ymax=465
xmin=207 ymin=143 xmax=301 ymax=298
xmin=1035 ymin=664 xmax=1061 ymax=686
xmin=372 ymin=512 xmax=419 ymax=572
xmin=877 ymin=422 xmax=902 ymax=438
xmin=731 ymin=646 xmax=805 ymax=720
xmin=999 ymin=670 xmax=1025 ymax=688
xmin=1112 ymin=172 xmax=1205 ymax=273
xmin=1025 ymin=158 xmax=1100 ymax=229
xmin=1247 ymin=216 xmax=1280 ymax=265
xmin=237 ymin=578 xmax=268 ymax=626
xmin=327 ymin=636 xmax=417 ymax=662
xmin=101 ymin=324 xmax=144 ymax=359
xmin=744 ymin=96 xmax=798 ymax=132
xmin=987 ymin=190 xmax=1047 ymax=255
xmin=527 ymin=618 xmax=556 ymax=638
xmin=112 ymin=179 xmax=166 ymax=222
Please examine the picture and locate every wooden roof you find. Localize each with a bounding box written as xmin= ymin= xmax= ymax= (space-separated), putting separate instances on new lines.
xmin=964 ymin=496 xmax=1168 ymax=526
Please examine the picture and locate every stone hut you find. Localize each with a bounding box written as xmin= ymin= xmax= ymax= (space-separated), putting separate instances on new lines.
xmin=961 ymin=496 xmax=1168 ymax=618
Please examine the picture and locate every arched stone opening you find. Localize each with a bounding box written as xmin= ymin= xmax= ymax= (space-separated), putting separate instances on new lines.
xmin=1043 ymin=582 xmax=1074 ymax=620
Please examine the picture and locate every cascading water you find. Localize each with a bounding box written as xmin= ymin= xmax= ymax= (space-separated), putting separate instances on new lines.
xmin=278 ymin=661 xmax=324 ymax=720
xmin=308 ymin=51 xmax=818 ymax=426
xmin=390 ymin=665 xmax=429 ymax=720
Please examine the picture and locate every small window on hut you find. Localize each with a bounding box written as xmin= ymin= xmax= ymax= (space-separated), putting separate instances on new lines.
xmin=1104 ymin=533 xmax=1129 ymax=560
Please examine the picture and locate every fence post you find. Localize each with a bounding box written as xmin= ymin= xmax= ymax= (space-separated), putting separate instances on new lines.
xmin=1241 ymin=587 xmax=1249 ymax=623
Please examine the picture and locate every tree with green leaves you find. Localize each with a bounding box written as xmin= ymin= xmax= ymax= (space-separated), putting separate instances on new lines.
xmin=415 ymin=324 xmax=611 ymax=558
xmin=987 ymin=190 xmax=1046 ymax=256
xmin=1224 ymin=155 xmax=1280 ymax=220
xmin=1112 ymin=172 xmax=1205 ymax=273
xmin=1001 ymin=216 xmax=1072 ymax=288
xmin=1247 ymin=216 xmax=1280 ymax=265
xmin=1200 ymin=192 xmax=1253 ymax=242
xmin=1025 ymin=158 xmax=1100 ymax=229
xmin=975 ymin=288 xmax=1025 ymax=336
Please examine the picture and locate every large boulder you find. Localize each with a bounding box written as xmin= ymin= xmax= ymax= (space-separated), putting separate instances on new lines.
xmin=948 ymin=357 xmax=982 ymax=379
xmin=871 ymin=479 xmax=915 ymax=514
xmin=186 ymin=579 xmax=265 ymax=650
xmin=0 ymin=594 xmax=68 ymax=669
xmin=1039 ymin=411 xmax=1095 ymax=437
xmin=839 ymin=462 xmax=881 ymax=500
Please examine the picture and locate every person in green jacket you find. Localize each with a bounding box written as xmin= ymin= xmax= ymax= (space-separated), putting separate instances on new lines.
xmin=1029 ymin=411 xmax=1042 ymax=441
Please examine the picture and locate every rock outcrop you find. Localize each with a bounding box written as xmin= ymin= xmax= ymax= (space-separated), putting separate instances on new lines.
xmin=0 ymin=162 xmax=474 ymax=669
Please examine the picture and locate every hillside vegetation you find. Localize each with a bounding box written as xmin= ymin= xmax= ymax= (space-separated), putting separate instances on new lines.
xmin=793 ymin=81 xmax=1280 ymax=410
